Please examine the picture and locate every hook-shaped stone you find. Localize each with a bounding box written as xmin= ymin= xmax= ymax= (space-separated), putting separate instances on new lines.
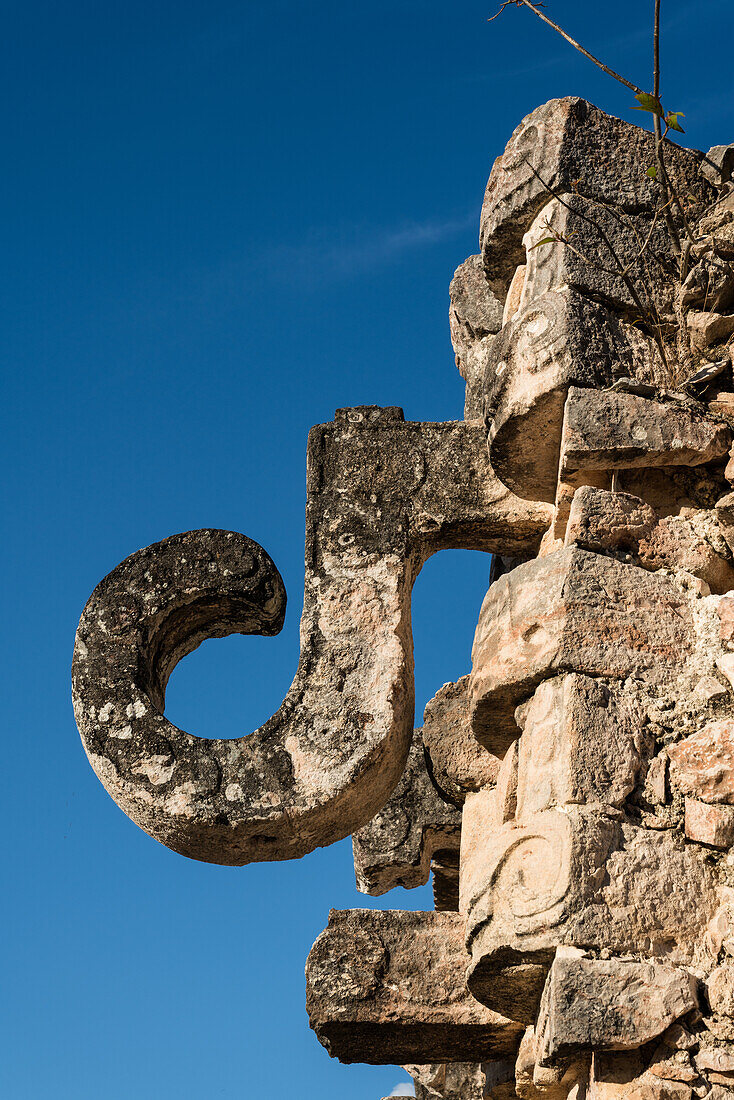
xmin=72 ymin=406 xmax=551 ymax=865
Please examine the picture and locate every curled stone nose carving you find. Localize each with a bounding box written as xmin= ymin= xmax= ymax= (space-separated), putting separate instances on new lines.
xmin=72 ymin=406 xmax=549 ymax=865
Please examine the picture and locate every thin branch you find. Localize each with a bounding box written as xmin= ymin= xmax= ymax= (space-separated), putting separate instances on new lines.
xmin=488 ymin=0 xmax=644 ymax=95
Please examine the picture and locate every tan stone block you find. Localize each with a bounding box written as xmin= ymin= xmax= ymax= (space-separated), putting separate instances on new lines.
xmin=719 ymin=596 xmax=734 ymax=649
xmin=305 ymin=909 xmax=523 ymax=1064
xmin=559 ymin=388 xmax=730 ymax=478
xmin=515 ymin=674 xmax=649 ymax=818
xmin=564 ymin=486 xmax=656 ymax=553
xmin=669 ymin=720 xmax=734 ymax=805
xmin=484 ymin=290 xmax=658 ymax=502
xmin=465 ymin=812 xmax=716 ymax=1023
xmin=422 ymin=676 xmax=499 ymax=805
xmin=469 ymin=548 xmax=693 ymax=754
xmin=638 ymin=516 xmax=734 ymax=595
xmin=708 ymin=962 xmax=734 ymax=1020
xmin=535 ymin=951 xmax=699 ymax=1064
xmin=684 ymin=797 xmax=734 ymax=847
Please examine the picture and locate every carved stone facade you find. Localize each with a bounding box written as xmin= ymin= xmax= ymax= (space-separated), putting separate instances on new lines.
xmin=73 ymin=98 xmax=734 ymax=1098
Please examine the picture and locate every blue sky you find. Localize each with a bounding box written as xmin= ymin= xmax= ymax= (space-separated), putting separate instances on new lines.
xmin=3 ymin=2 xmax=733 ymax=1097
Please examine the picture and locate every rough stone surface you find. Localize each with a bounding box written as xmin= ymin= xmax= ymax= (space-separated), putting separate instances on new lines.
xmin=421 ymin=676 xmax=499 ymax=805
xmin=514 ymin=674 xmax=650 ymax=817
xmin=73 ymin=411 xmax=549 ymax=865
xmin=449 ymin=255 xmax=504 ymax=420
xmin=480 ymin=97 xmax=712 ymax=297
xmin=521 ymin=195 xmax=676 ymax=318
xmin=637 ymin=515 xmax=734 ymax=595
xmin=564 ymin=486 xmax=656 ymax=554
xmin=305 ymin=909 xmax=523 ymax=1064
xmin=469 ymin=548 xmax=693 ymax=753
xmin=669 ymin=719 xmax=734 ymax=805
xmin=483 ymin=290 xmax=660 ymax=502
xmin=352 ymin=729 xmax=461 ymax=896
xmin=534 ymin=952 xmax=699 ymax=1064
xmin=559 ymin=388 xmax=731 ymax=476
xmin=684 ymin=797 xmax=734 ymax=847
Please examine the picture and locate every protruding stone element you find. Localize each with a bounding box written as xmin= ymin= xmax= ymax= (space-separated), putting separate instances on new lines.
xmin=564 ymin=486 xmax=657 ymax=553
xmin=514 ymin=1025 xmax=589 ymax=1100
xmin=702 ymin=144 xmax=734 ymax=187
xmin=422 ymin=676 xmax=499 ymax=805
xmin=534 ymin=950 xmax=699 ymax=1065
xmin=352 ymin=730 xmax=461 ymax=896
xmin=469 ymin=548 xmax=692 ymax=754
xmin=479 ymin=97 xmax=711 ymax=297
xmin=559 ymin=388 xmax=731 ymax=477
xmin=305 ymin=909 xmax=523 ymax=1064
xmin=450 ymin=256 xmax=504 ymax=420
xmin=465 ymin=815 xmax=716 ymax=1023
xmin=669 ymin=719 xmax=734 ymax=805
xmin=590 ymin=1052 xmax=693 ymax=1100
xmin=521 ymin=194 xmax=675 ymax=318
xmin=514 ymin=674 xmax=649 ymax=817
xmin=684 ymin=797 xmax=734 ymax=847
xmin=73 ymin=412 xmax=550 ymax=865
xmin=484 ymin=290 xmax=659 ymax=502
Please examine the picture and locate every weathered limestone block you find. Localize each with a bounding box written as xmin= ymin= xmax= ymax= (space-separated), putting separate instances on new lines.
xmin=564 ymin=486 xmax=657 ymax=553
xmin=514 ymin=1025 xmax=589 ymax=1100
xmin=484 ymin=289 xmax=660 ymax=502
xmin=403 ymin=1062 xmax=488 ymax=1100
xmin=669 ymin=719 xmax=734 ymax=804
xmin=73 ymin=410 xmax=550 ymax=865
xmin=559 ymin=388 xmax=731 ymax=476
xmin=421 ymin=676 xmax=499 ymax=805
xmin=637 ymin=514 xmax=734 ymax=594
xmin=450 ymin=255 xmax=504 ymax=420
xmin=535 ymin=950 xmax=699 ymax=1065
xmin=464 ymin=814 xmax=716 ymax=1022
xmin=590 ymin=1053 xmax=693 ymax=1100
xmin=469 ymin=548 xmax=692 ymax=754
xmin=514 ymin=674 xmax=649 ymax=818
xmin=479 ymin=97 xmax=711 ymax=298
xmin=707 ymin=962 xmax=734 ymax=1017
xmin=685 ymin=797 xmax=734 ymax=847
xmin=352 ymin=729 xmax=460 ymax=896
xmin=305 ymin=909 xmax=523 ymax=1064
xmin=520 ymin=194 xmax=676 ymax=318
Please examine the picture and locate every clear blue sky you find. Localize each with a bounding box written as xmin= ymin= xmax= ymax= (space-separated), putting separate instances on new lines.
xmin=3 ymin=2 xmax=733 ymax=1097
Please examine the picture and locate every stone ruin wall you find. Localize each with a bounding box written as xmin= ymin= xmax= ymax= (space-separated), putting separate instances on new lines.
xmin=72 ymin=97 xmax=734 ymax=1099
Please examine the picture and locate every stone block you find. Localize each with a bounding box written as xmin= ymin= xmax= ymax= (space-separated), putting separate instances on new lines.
xmin=637 ymin=515 xmax=734 ymax=595
xmin=449 ymin=256 xmax=504 ymax=421
xmin=684 ymin=797 xmax=734 ymax=847
xmin=403 ymin=1062 xmax=488 ymax=1100
xmin=559 ymin=388 xmax=731 ymax=477
xmin=479 ymin=97 xmax=711 ymax=297
xmin=534 ymin=951 xmax=699 ymax=1064
xmin=421 ymin=676 xmax=499 ymax=805
xmin=521 ymin=194 xmax=675 ymax=318
xmin=469 ymin=548 xmax=693 ymax=754
xmin=352 ymin=730 xmax=461 ymax=896
xmin=483 ymin=289 xmax=660 ymax=502
xmin=707 ymin=962 xmax=734 ymax=1017
xmin=514 ymin=674 xmax=649 ymax=818
xmin=464 ymin=813 xmax=716 ymax=1023
xmin=564 ymin=486 xmax=656 ymax=554
xmin=305 ymin=909 xmax=523 ymax=1065
xmin=669 ymin=720 xmax=734 ymax=805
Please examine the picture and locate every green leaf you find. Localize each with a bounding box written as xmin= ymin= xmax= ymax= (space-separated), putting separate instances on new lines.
xmin=665 ymin=111 xmax=685 ymax=133
xmin=530 ymin=236 xmax=557 ymax=249
xmin=646 ymin=165 xmax=658 ymax=179
xmin=632 ymin=92 xmax=664 ymax=117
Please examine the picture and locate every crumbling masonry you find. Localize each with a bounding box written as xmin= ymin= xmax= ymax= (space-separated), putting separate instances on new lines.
xmin=73 ymin=98 xmax=734 ymax=1099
